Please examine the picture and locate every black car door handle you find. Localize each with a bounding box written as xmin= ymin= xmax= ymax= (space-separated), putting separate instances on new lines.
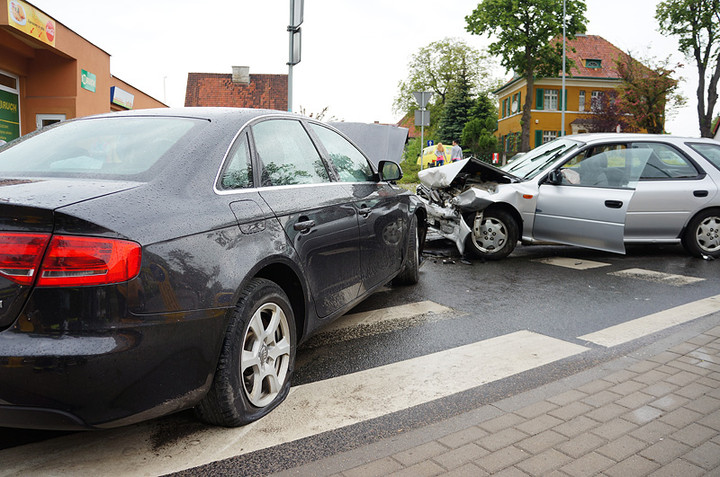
xmin=694 ymin=190 xmax=709 ymax=197
xmin=358 ymin=207 xmax=372 ymax=218
xmin=605 ymin=200 xmax=623 ymax=209
xmin=293 ymin=219 xmax=315 ymax=232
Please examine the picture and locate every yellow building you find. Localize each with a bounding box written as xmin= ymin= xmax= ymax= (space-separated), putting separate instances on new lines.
xmin=495 ymin=35 xmax=635 ymax=153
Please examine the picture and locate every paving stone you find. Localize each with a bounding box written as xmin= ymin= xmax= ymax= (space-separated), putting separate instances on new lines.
xmin=596 ymin=434 xmax=648 ymax=461
xmin=627 ymin=359 xmax=662 ymax=374
xmin=576 ymin=379 xmax=613 ymax=394
xmin=622 ymin=405 xmax=664 ymax=425
xmin=629 ymin=420 xmax=678 ymax=444
xmin=477 ymin=428 xmax=529 ymax=452
xmin=687 ymin=334 xmax=717 ymax=346
xmin=555 ymin=432 xmax=606 ymax=458
xmin=608 ymin=380 xmax=645 ymax=396
xmin=387 ymin=460 xmax=445 ymax=477
xmin=646 ymin=459 xmax=706 ymax=477
xmin=393 ymin=441 xmax=448 ymax=467
xmin=342 ymin=457 xmax=405 ymax=477
xmin=674 ymin=381 xmax=715 ymax=399
xmin=591 ymin=418 xmax=639 ymax=440
xmin=648 ymin=393 xmax=689 ymax=412
xmin=666 ymin=370 xmax=704 ymax=387
xmin=658 ymin=406 xmax=703 ymax=428
xmin=639 ymin=437 xmax=692 ymax=465
xmin=515 ymin=414 xmax=564 ymax=436
xmin=554 ymin=416 xmax=599 ymax=438
xmin=616 ymin=391 xmax=656 ymax=410
xmin=648 ymin=351 xmax=681 ymax=365
xmin=560 ymin=452 xmax=615 ymax=477
xmin=671 ymin=422 xmax=717 ymax=446
xmin=582 ymin=390 xmax=622 ymax=408
xmin=549 ymin=401 xmax=594 ymax=421
xmin=442 ymin=463 xmax=489 ymax=477
xmin=514 ymin=400 xmax=559 ymax=420
xmin=683 ymin=440 xmax=720 ymax=470
xmin=604 ymin=454 xmax=660 ymax=477
xmin=685 ymin=395 xmax=720 ymax=414
xmin=516 ymin=430 xmax=567 ymax=454
xmin=479 ymin=413 xmax=525 ymax=433
xmin=634 ymin=369 xmax=673 ymax=385
xmin=490 ymin=466 xmax=530 ymax=477
xmin=698 ymin=408 xmax=720 ymax=431
xmin=668 ymin=360 xmax=712 ymax=376
xmin=643 ymin=381 xmax=679 ymax=398
xmin=474 ymin=446 xmax=528 ymax=474
xmin=437 ymin=426 xmax=489 ymax=449
xmin=669 ymin=342 xmax=700 ymax=354
xmin=515 ymin=448 xmax=572 ymax=475
xmin=547 ymin=389 xmax=588 ymax=406
xmin=603 ymin=369 xmax=640 ymax=383
xmin=432 ymin=443 xmax=489 ymax=470
xmin=585 ymin=403 xmax=627 ymax=423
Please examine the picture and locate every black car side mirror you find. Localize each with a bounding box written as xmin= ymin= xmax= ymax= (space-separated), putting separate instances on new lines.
xmin=378 ymin=160 xmax=403 ymax=183
xmin=546 ymin=169 xmax=563 ymax=185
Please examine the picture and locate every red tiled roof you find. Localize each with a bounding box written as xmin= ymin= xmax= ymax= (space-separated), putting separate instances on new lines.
xmin=558 ymin=34 xmax=630 ymax=79
xmin=184 ymin=73 xmax=288 ymax=110
xmin=397 ymin=113 xmax=420 ymax=138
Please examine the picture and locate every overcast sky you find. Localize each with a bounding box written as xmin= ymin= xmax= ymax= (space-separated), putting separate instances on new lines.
xmin=29 ymin=0 xmax=700 ymax=136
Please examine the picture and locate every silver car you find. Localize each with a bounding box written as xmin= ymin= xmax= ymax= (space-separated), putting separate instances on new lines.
xmin=417 ymin=133 xmax=720 ymax=259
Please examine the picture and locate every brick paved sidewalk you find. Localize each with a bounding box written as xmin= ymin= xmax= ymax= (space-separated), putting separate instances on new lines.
xmin=275 ymin=325 xmax=720 ymax=477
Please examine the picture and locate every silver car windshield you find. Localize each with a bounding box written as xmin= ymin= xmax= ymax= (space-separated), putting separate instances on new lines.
xmin=501 ymin=138 xmax=580 ymax=180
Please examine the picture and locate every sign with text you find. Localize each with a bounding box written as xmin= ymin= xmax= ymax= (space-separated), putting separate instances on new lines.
xmin=0 ymin=89 xmax=20 ymax=142
xmin=110 ymin=86 xmax=134 ymax=109
xmin=7 ymin=0 xmax=56 ymax=47
xmin=81 ymin=70 xmax=96 ymax=93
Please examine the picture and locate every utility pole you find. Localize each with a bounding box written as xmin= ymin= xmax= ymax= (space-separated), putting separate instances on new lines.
xmin=287 ymin=0 xmax=303 ymax=112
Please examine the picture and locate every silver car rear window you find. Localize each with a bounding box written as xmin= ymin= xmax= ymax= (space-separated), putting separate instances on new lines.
xmin=687 ymin=143 xmax=720 ymax=171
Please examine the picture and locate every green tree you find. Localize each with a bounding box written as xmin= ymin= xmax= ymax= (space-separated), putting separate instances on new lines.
xmin=466 ymin=0 xmax=587 ymax=151
xmin=614 ymin=53 xmax=684 ymax=134
xmin=394 ymin=37 xmax=496 ymax=128
xmin=656 ymin=0 xmax=720 ymax=137
xmin=461 ymin=93 xmax=499 ymax=158
xmin=437 ymin=60 xmax=475 ymax=143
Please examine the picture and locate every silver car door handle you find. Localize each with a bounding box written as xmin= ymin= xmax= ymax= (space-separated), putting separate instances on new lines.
xmin=605 ymin=200 xmax=623 ymax=209
xmin=358 ymin=207 xmax=372 ymax=218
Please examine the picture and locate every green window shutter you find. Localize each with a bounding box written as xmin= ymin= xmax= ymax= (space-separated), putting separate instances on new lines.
xmin=535 ymin=130 xmax=543 ymax=148
xmin=518 ymin=91 xmax=522 ymax=112
xmin=536 ymin=88 xmax=544 ymax=110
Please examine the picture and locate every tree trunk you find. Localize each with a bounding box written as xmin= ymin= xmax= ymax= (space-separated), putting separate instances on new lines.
xmin=521 ymin=73 xmax=534 ymax=152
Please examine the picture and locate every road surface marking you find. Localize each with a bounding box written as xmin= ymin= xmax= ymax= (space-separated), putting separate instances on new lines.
xmin=609 ymin=268 xmax=705 ymax=286
xmin=533 ymin=257 xmax=612 ymax=270
xmin=0 ymin=331 xmax=588 ymax=477
xmin=579 ymin=294 xmax=720 ymax=347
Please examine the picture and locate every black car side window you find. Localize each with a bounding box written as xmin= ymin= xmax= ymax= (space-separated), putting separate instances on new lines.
xmin=252 ymin=119 xmax=330 ymax=186
xmin=219 ymin=133 xmax=253 ymax=189
xmin=308 ymin=123 xmax=374 ymax=182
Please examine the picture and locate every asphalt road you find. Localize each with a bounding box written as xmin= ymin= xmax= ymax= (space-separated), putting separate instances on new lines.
xmin=1 ymin=239 xmax=718 ymax=475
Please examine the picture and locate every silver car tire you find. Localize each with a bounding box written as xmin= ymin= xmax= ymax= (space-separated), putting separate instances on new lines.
xmin=464 ymin=209 xmax=518 ymax=260
xmin=683 ymin=209 xmax=720 ymax=258
xmin=195 ymin=278 xmax=296 ymax=427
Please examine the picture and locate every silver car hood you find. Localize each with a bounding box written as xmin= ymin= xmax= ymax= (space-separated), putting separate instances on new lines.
xmin=418 ymin=158 xmax=520 ymax=190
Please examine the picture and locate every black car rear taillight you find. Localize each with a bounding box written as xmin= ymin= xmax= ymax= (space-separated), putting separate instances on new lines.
xmin=0 ymin=232 xmax=141 ymax=287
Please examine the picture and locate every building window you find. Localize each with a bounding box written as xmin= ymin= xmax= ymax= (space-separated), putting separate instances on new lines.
xmin=579 ymin=90 xmax=586 ymax=112
xmin=543 ymin=130 xmax=557 ymax=144
xmin=544 ymin=89 xmax=559 ymax=111
xmin=585 ymin=59 xmax=602 ymax=69
xmin=591 ymin=91 xmax=603 ymax=110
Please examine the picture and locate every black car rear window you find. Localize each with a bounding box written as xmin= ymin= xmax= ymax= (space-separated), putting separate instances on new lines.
xmin=0 ymin=117 xmax=203 ymax=177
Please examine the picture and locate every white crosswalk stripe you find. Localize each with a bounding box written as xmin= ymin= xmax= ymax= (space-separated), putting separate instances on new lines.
xmin=609 ymin=268 xmax=705 ymax=286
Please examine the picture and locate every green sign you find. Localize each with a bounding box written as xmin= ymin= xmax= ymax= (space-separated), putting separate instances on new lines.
xmin=81 ymin=69 xmax=96 ymax=93
xmin=0 ymin=89 xmax=20 ymax=142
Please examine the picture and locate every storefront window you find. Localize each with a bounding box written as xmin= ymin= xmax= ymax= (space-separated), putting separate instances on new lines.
xmin=0 ymin=70 xmax=20 ymax=143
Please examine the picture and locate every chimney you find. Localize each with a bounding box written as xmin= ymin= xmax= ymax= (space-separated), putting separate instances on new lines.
xmin=232 ymin=66 xmax=250 ymax=84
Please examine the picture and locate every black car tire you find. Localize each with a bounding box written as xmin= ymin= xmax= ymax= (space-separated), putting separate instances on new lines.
xmin=393 ymin=215 xmax=420 ymax=285
xmin=195 ymin=278 xmax=296 ymax=427
xmin=682 ymin=208 xmax=720 ymax=258
xmin=464 ymin=209 xmax=518 ymax=260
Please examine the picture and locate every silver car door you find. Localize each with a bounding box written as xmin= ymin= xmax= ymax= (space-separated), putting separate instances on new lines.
xmin=533 ymin=148 xmax=636 ymax=254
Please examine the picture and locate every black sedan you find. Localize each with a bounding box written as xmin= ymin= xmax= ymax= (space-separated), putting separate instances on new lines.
xmin=0 ymin=108 xmax=426 ymax=430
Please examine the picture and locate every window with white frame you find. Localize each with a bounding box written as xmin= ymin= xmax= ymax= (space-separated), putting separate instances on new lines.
xmin=542 ymin=130 xmax=558 ymax=144
xmin=544 ymin=89 xmax=559 ymax=111
xmin=591 ymin=90 xmax=603 ymax=110
xmin=579 ymin=90 xmax=586 ymax=112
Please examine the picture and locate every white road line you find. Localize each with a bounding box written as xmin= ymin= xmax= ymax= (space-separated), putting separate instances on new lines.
xmin=579 ymin=294 xmax=720 ymax=347
xmin=533 ymin=257 xmax=612 ymax=270
xmin=609 ymin=268 xmax=705 ymax=286
xmin=323 ymin=300 xmax=454 ymax=333
xmin=0 ymin=331 xmax=588 ymax=477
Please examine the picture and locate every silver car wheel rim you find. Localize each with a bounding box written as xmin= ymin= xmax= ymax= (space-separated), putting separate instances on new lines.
xmin=241 ymin=302 xmax=291 ymax=407
xmin=473 ymin=216 xmax=507 ymax=253
xmin=696 ymin=215 xmax=720 ymax=253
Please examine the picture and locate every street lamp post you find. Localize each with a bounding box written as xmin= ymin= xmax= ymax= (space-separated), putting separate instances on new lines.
xmin=287 ymin=0 xmax=303 ymax=112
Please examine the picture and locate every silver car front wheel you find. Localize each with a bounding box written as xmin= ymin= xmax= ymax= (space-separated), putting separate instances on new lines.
xmin=464 ymin=209 xmax=518 ymax=260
